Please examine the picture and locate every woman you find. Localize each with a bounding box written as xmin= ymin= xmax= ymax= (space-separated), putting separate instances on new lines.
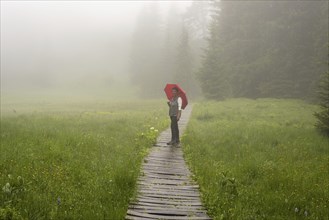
xmin=167 ymin=87 xmax=182 ymax=146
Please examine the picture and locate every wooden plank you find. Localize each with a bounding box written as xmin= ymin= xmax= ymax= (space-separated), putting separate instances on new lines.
xmin=129 ymin=204 xmax=205 ymax=211
xmin=141 ymin=170 xmax=190 ymax=176
xmin=136 ymin=197 xmax=202 ymax=206
xmin=142 ymin=168 xmax=189 ymax=174
xmin=150 ymin=148 xmax=182 ymax=152
xmin=142 ymin=170 xmax=187 ymax=176
xmin=139 ymin=187 xmax=199 ymax=193
xmin=147 ymin=155 xmax=184 ymax=160
xmin=143 ymin=163 xmax=187 ymax=168
xmin=138 ymin=183 xmax=199 ymax=189
xmin=141 ymin=176 xmax=189 ymax=182
xmin=130 ymin=202 xmax=182 ymax=208
xmin=128 ymin=208 xmax=207 ymax=216
xmin=142 ymin=174 xmax=190 ymax=181
xmin=139 ymin=190 xmax=200 ymax=198
xmin=142 ymin=165 xmax=189 ymax=171
xmin=143 ymin=161 xmax=186 ymax=167
xmin=139 ymin=195 xmax=201 ymax=202
xmin=139 ymin=176 xmax=189 ymax=182
xmin=142 ymin=166 xmax=190 ymax=173
xmin=142 ymin=169 xmax=187 ymax=174
xmin=148 ymin=155 xmax=184 ymax=159
xmin=127 ymin=210 xmax=211 ymax=220
xmin=138 ymin=188 xmax=199 ymax=194
xmin=143 ymin=158 xmax=187 ymax=163
xmin=130 ymin=202 xmax=203 ymax=209
xmin=130 ymin=202 xmax=204 ymax=210
xmin=139 ymin=174 xmax=190 ymax=181
xmin=136 ymin=196 xmax=201 ymax=204
xmin=145 ymin=156 xmax=185 ymax=160
xmin=138 ymin=194 xmax=201 ymax=201
xmin=142 ymin=171 xmax=187 ymax=177
xmin=138 ymin=187 xmax=199 ymax=193
xmin=125 ymin=215 xmax=156 ymax=220
xmin=138 ymin=178 xmax=189 ymax=186
xmin=139 ymin=192 xmax=200 ymax=198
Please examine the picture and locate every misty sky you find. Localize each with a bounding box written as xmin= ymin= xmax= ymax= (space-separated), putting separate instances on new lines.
xmin=1 ymin=1 xmax=192 ymax=93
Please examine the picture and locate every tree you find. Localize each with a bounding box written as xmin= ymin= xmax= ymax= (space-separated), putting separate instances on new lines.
xmin=197 ymin=1 xmax=232 ymax=100
xmin=183 ymin=1 xmax=212 ymax=98
xmin=197 ymin=1 xmax=328 ymax=100
xmin=314 ymin=62 xmax=329 ymax=136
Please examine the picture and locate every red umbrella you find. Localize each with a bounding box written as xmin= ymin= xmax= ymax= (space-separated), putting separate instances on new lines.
xmin=164 ymin=84 xmax=188 ymax=110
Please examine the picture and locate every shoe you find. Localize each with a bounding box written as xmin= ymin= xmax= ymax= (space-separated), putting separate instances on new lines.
xmin=167 ymin=141 xmax=174 ymax=145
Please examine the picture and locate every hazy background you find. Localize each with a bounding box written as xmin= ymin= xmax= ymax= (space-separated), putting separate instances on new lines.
xmin=1 ymin=1 xmax=194 ymax=99
xmin=1 ymin=1 xmax=328 ymax=101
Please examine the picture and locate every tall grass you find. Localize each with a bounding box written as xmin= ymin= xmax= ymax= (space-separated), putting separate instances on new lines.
xmin=183 ymin=99 xmax=329 ymax=220
xmin=0 ymin=100 xmax=168 ymax=219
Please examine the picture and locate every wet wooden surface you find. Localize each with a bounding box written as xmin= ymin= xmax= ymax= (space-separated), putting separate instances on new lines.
xmin=126 ymin=106 xmax=211 ymax=220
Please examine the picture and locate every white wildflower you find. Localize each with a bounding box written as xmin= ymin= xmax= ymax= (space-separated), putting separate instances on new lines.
xmin=304 ymin=211 xmax=308 ymax=216
xmin=2 ymin=182 xmax=11 ymax=194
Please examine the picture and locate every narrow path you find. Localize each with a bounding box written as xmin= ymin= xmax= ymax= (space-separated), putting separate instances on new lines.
xmin=126 ymin=106 xmax=211 ymax=220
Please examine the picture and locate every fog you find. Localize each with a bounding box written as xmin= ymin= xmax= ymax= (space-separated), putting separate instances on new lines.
xmin=1 ymin=1 xmax=192 ymax=99
xmin=1 ymin=1 xmax=327 ymax=101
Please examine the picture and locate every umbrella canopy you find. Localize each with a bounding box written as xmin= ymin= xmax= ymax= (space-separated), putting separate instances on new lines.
xmin=164 ymin=84 xmax=188 ymax=110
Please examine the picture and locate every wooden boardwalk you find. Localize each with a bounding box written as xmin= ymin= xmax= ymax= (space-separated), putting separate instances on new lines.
xmin=126 ymin=106 xmax=211 ymax=220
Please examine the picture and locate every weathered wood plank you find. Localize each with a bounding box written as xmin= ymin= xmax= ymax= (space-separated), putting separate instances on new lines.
xmin=138 ymin=192 xmax=201 ymax=200
xmin=142 ymin=167 xmax=190 ymax=174
xmin=144 ymin=162 xmax=186 ymax=167
xmin=135 ymin=197 xmax=203 ymax=206
xmin=136 ymin=197 xmax=202 ymax=205
xmin=139 ymin=190 xmax=200 ymax=197
xmin=138 ymin=179 xmax=190 ymax=186
xmin=141 ymin=173 xmax=189 ymax=181
xmin=125 ymin=215 xmax=156 ymax=220
xmin=146 ymin=156 xmax=185 ymax=161
xmin=130 ymin=201 xmax=204 ymax=209
xmin=143 ymin=165 xmax=187 ymax=170
xmin=127 ymin=210 xmax=211 ymax=220
xmin=142 ymin=170 xmax=188 ymax=176
xmin=129 ymin=204 xmax=206 ymax=211
xmin=138 ymin=187 xmax=199 ymax=194
xmin=128 ymin=208 xmax=207 ymax=216
xmin=137 ymin=182 xmax=199 ymax=189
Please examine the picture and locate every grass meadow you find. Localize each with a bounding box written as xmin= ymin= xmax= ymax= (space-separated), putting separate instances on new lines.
xmin=1 ymin=98 xmax=328 ymax=220
xmin=183 ymin=99 xmax=329 ymax=220
xmin=0 ymin=99 xmax=168 ymax=219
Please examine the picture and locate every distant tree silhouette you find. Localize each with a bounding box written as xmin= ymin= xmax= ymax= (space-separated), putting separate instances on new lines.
xmin=315 ymin=64 xmax=329 ymax=136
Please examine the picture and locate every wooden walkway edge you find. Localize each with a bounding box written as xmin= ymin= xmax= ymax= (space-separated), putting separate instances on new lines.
xmin=126 ymin=106 xmax=211 ymax=220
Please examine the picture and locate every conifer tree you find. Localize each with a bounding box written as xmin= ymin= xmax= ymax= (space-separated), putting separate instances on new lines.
xmin=314 ymin=64 xmax=329 ymax=136
xmin=197 ymin=1 xmax=231 ymax=100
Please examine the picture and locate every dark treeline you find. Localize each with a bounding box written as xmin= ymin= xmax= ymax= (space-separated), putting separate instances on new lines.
xmin=199 ymin=1 xmax=328 ymax=100
xmin=130 ymin=1 xmax=328 ymax=101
